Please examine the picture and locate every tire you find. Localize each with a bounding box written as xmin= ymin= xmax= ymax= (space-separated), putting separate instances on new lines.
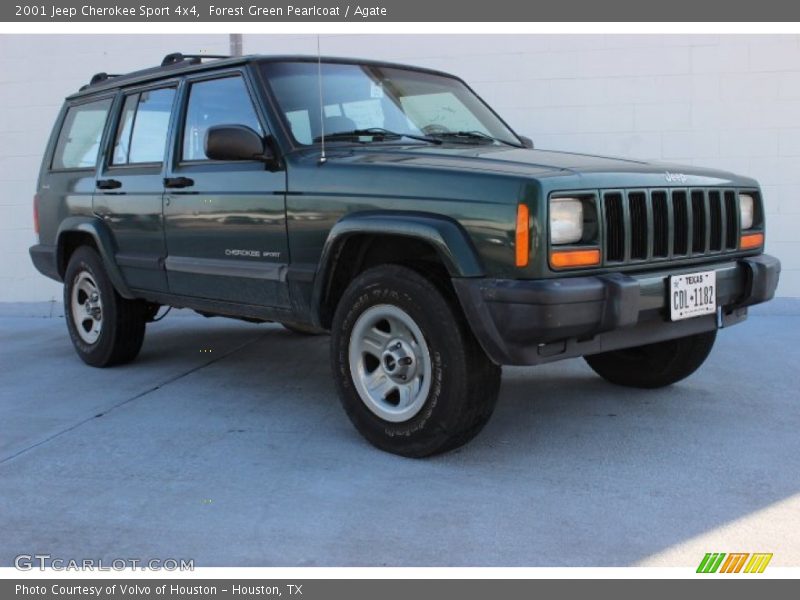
xmin=64 ymin=246 xmax=147 ymax=367
xmin=281 ymin=321 xmax=326 ymax=336
xmin=584 ymin=330 xmax=717 ymax=389
xmin=330 ymin=264 xmax=501 ymax=458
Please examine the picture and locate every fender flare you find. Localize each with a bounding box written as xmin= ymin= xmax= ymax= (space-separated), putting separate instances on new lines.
xmin=310 ymin=211 xmax=484 ymax=326
xmin=56 ymin=216 xmax=135 ymax=299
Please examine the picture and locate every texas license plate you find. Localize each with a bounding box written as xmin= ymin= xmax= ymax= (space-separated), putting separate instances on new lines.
xmin=669 ymin=270 xmax=717 ymax=321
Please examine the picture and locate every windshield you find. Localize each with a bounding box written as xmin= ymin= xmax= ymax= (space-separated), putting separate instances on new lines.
xmin=260 ymin=60 xmax=522 ymax=147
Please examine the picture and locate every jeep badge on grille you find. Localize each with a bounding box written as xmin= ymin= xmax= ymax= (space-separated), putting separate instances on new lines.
xmin=665 ymin=171 xmax=688 ymax=183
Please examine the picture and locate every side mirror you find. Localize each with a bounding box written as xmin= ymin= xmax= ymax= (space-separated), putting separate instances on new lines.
xmin=204 ymin=125 xmax=275 ymax=163
xmin=518 ymin=135 xmax=534 ymax=149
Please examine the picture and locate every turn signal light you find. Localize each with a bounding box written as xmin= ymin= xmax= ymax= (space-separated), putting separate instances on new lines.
xmin=515 ymin=203 xmax=530 ymax=267
xmin=550 ymin=248 xmax=601 ymax=269
xmin=740 ymin=232 xmax=764 ymax=250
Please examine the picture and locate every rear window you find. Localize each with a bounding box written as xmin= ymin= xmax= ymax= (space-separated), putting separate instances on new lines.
xmin=51 ymin=98 xmax=112 ymax=170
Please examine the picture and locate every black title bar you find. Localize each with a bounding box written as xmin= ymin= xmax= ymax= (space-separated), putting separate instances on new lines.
xmin=4 ymin=579 xmax=796 ymax=600
xmin=5 ymin=0 xmax=800 ymax=22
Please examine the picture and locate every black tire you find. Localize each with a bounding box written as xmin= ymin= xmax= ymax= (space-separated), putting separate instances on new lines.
xmin=584 ymin=330 xmax=717 ymax=389
xmin=330 ymin=264 xmax=501 ymax=458
xmin=281 ymin=321 xmax=326 ymax=336
xmin=63 ymin=246 xmax=147 ymax=367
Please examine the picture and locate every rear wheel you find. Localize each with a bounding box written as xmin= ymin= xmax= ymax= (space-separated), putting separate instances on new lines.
xmin=64 ymin=246 xmax=147 ymax=367
xmin=584 ymin=330 xmax=717 ymax=389
xmin=331 ymin=264 xmax=501 ymax=457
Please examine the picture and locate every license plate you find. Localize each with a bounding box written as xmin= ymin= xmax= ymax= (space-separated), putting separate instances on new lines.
xmin=669 ymin=270 xmax=717 ymax=321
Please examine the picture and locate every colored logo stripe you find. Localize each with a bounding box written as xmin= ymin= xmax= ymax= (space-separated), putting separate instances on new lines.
xmin=719 ymin=553 xmax=749 ymax=573
xmin=697 ymin=552 xmax=773 ymax=573
xmin=697 ymin=553 xmax=726 ymax=573
xmin=744 ymin=553 xmax=773 ymax=573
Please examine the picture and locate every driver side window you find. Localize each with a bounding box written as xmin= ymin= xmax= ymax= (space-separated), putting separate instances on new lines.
xmin=181 ymin=75 xmax=263 ymax=161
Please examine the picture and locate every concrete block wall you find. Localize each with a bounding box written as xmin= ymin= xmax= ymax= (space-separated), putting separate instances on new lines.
xmin=1 ymin=34 xmax=798 ymax=300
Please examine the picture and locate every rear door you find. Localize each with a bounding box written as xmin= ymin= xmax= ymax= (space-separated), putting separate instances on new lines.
xmin=94 ymin=83 xmax=178 ymax=293
xmin=40 ymin=96 xmax=115 ymax=248
xmin=163 ymin=69 xmax=289 ymax=307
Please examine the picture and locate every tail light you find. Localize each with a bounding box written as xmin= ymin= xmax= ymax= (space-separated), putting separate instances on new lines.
xmin=33 ymin=193 xmax=40 ymax=238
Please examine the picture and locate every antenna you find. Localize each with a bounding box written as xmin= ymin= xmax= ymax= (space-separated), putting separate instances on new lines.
xmin=317 ymin=35 xmax=327 ymax=165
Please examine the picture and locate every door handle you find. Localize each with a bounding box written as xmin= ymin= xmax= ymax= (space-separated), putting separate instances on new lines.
xmin=164 ymin=176 xmax=194 ymax=189
xmin=96 ymin=178 xmax=122 ymax=190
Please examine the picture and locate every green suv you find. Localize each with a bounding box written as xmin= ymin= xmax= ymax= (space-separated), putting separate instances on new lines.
xmin=29 ymin=53 xmax=781 ymax=456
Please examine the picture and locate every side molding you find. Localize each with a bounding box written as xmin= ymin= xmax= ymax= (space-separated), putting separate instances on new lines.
xmin=56 ymin=216 xmax=135 ymax=299
xmin=310 ymin=211 xmax=484 ymax=325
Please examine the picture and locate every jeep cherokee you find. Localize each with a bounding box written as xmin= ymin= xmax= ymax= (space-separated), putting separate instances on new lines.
xmin=29 ymin=53 xmax=781 ymax=456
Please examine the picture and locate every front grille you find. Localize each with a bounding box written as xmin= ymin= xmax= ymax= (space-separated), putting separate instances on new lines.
xmin=724 ymin=191 xmax=738 ymax=250
xmin=601 ymin=188 xmax=748 ymax=265
xmin=628 ymin=192 xmax=648 ymax=260
xmin=709 ymin=191 xmax=723 ymax=251
xmin=691 ymin=191 xmax=706 ymax=253
xmin=604 ymin=192 xmax=625 ymax=262
xmin=652 ymin=191 xmax=669 ymax=257
xmin=672 ymin=191 xmax=688 ymax=256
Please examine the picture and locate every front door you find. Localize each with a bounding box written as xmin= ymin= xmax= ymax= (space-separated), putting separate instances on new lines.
xmin=163 ymin=70 xmax=289 ymax=308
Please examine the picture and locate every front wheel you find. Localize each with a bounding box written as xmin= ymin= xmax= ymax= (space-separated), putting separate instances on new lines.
xmin=331 ymin=265 xmax=501 ymax=458
xmin=64 ymin=246 xmax=147 ymax=367
xmin=584 ymin=330 xmax=717 ymax=389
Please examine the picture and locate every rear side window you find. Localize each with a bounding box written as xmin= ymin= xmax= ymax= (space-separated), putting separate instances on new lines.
xmin=112 ymin=87 xmax=176 ymax=165
xmin=51 ymin=98 xmax=112 ymax=170
xmin=181 ymin=75 xmax=263 ymax=161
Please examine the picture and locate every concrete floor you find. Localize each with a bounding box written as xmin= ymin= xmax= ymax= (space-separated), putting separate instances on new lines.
xmin=1 ymin=304 xmax=798 ymax=567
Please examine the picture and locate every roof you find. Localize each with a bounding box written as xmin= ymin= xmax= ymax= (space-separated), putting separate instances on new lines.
xmin=67 ymin=53 xmax=460 ymax=100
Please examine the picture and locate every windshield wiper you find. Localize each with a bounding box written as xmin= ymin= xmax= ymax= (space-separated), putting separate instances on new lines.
xmin=313 ymin=128 xmax=442 ymax=145
xmin=428 ymin=130 xmax=523 ymax=148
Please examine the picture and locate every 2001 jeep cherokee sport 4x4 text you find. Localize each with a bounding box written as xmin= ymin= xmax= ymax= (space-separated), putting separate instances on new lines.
xmin=30 ymin=53 xmax=781 ymax=457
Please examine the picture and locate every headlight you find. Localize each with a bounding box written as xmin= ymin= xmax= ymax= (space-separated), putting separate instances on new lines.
xmin=550 ymin=198 xmax=584 ymax=245
xmin=739 ymin=194 xmax=755 ymax=230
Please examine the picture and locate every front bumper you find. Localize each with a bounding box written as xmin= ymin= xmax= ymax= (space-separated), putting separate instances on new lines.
xmin=453 ymin=254 xmax=781 ymax=366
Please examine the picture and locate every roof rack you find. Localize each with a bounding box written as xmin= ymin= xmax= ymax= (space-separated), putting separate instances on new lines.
xmin=74 ymin=52 xmax=239 ymax=95
xmin=161 ymin=52 xmax=230 ymax=67
xmin=90 ymin=72 xmax=120 ymax=85
xmin=79 ymin=72 xmax=121 ymax=90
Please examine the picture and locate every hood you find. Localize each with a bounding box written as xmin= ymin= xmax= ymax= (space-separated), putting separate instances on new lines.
xmin=329 ymin=144 xmax=757 ymax=187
